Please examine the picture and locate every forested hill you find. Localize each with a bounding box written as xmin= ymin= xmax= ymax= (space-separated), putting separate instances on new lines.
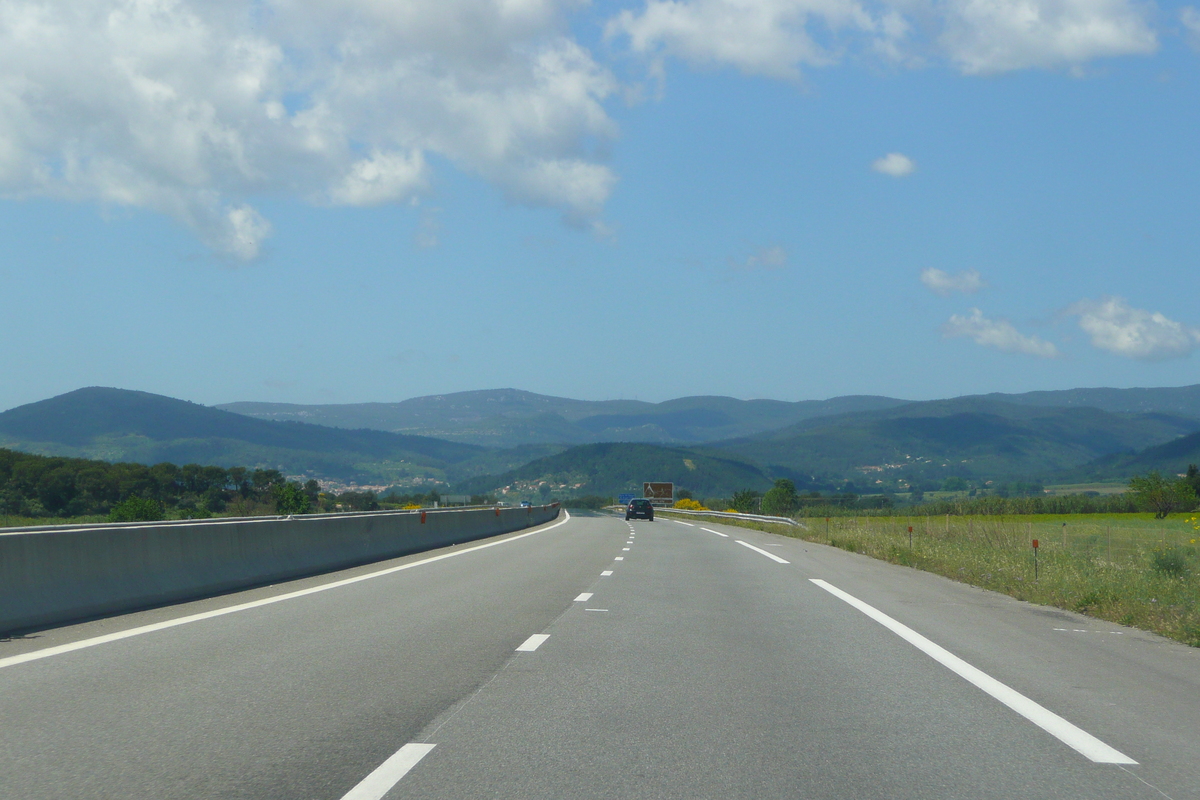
xmin=977 ymin=384 xmax=1200 ymax=418
xmin=0 ymin=387 xmax=486 ymax=483
xmin=217 ymin=390 xmax=910 ymax=446
xmin=1070 ymin=429 xmax=1200 ymax=481
xmin=700 ymin=397 xmax=1200 ymax=488
xmin=454 ymin=442 xmax=773 ymax=499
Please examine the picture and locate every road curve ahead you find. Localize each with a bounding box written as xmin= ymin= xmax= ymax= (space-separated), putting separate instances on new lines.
xmin=2 ymin=510 xmax=1198 ymax=799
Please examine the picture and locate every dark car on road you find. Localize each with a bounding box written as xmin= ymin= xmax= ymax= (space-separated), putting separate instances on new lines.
xmin=625 ymin=498 xmax=654 ymax=520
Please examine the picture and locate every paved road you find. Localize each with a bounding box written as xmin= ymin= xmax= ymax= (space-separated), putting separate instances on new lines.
xmin=1 ymin=510 xmax=1197 ymax=799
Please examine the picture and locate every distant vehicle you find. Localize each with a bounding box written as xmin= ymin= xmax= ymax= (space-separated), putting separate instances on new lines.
xmin=625 ymin=498 xmax=654 ymax=520
xmin=520 ymin=500 xmax=533 ymax=508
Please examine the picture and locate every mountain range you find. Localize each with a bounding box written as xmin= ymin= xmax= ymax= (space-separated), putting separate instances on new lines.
xmin=0 ymin=388 xmax=555 ymax=487
xmin=216 ymin=390 xmax=908 ymax=446
xmin=4 ymin=385 xmax=1200 ymax=496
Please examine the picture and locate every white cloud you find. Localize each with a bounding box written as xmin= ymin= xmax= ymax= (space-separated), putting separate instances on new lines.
xmin=0 ymin=0 xmax=617 ymax=259
xmin=606 ymin=0 xmax=1158 ymax=78
xmin=329 ymin=151 xmax=429 ymax=208
xmin=940 ymin=0 xmax=1158 ymax=74
xmin=944 ymin=308 xmax=1058 ymax=357
xmin=606 ymin=0 xmax=884 ymax=79
xmin=1182 ymin=7 xmax=1200 ymax=50
xmin=731 ymin=244 xmax=788 ymax=270
xmin=1069 ymin=297 xmax=1200 ymax=360
xmin=920 ymin=268 xmax=986 ymax=295
xmin=872 ymin=152 xmax=915 ymax=177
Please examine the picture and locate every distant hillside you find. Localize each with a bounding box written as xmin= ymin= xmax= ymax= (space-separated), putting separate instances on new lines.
xmin=217 ymin=389 xmax=909 ymax=446
xmin=1070 ymin=430 xmax=1200 ymax=481
xmin=454 ymin=442 xmax=773 ymax=499
xmin=701 ymin=397 xmax=1200 ymax=488
xmin=0 ymin=387 xmax=491 ymax=485
xmin=976 ymin=384 xmax=1200 ymax=418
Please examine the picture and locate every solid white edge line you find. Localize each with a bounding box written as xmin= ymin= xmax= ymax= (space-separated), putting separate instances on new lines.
xmin=701 ymin=527 xmax=729 ymax=538
xmin=0 ymin=511 xmax=573 ymax=671
xmin=734 ymin=540 xmax=790 ymax=564
xmin=339 ymin=742 xmax=436 ymax=800
xmin=574 ymin=592 xmax=593 ymax=602
xmin=516 ymin=633 xmax=550 ymax=652
xmin=808 ymin=579 xmax=1136 ymax=765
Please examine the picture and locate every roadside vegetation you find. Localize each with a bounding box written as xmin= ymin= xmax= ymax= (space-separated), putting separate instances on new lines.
xmin=0 ymin=448 xmax=496 ymax=526
xmin=661 ymin=482 xmax=1200 ymax=647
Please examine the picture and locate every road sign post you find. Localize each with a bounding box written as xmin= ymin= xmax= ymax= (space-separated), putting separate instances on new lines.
xmin=643 ymin=482 xmax=674 ymax=506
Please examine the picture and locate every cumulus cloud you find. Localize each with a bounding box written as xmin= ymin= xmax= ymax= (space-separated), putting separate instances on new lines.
xmin=872 ymin=152 xmax=915 ymax=177
xmin=0 ymin=0 xmax=617 ymax=258
xmin=1069 ymin=297 xmax=1200 ymax=360
xmin=605 ymin=0 xmax=879 ymax=80
xmin=920 ymin=268 xmax=986 ymax=296
xmin=730 ymin=244 xmax=788 ymax=270
xmin=940 ymin=0 xmax=1158 ymax=74
xmin=944 ymin=308 xmax=1058 ymax=357
xmin=606 ymin=0 xmax=1158 ymax=78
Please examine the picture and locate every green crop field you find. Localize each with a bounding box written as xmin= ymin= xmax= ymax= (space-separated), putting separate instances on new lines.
xmin=662 ymin=510 xmax=1200 ymax=647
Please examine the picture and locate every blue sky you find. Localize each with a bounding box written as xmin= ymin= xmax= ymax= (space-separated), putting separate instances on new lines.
xmin=2 ymin=0 xmax=1199 ymax=411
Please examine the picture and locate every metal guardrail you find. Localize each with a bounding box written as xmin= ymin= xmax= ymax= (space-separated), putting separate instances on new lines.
xmin=610 ymin=506 xmax=807 ymax=529
xmin=657 ymin=508 xmax=800 ymax=526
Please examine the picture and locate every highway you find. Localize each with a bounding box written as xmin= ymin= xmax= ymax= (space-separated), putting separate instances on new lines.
xmin=2 ymin=510 xmax=1198 ymax=799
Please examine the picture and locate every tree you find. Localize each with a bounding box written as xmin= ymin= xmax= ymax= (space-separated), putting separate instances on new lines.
xmin=1186 ymin=465 xmax=1200 ymax=498
xmin=760 ymin=479 xmax=798 ymax=517
xmin=729 ymin=488 xmax=761 ymax=513
xmin=273 ymin=481 xmax=312 ymax=515
xmin=1128 ymin=471 xmax=1197 ymax=519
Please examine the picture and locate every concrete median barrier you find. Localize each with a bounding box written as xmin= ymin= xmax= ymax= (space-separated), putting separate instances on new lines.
xmin=0 ymin=504 xmax=560 ymax=635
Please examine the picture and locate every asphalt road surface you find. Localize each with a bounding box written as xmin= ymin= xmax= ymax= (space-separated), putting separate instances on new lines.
xmin=2 ymin=510 xmax=1198 ymax=799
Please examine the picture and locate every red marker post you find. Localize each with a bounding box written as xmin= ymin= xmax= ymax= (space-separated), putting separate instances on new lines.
xmin=1032 ymin=539 xmax=1039 ymax=581
xmin=908 ymin=526 xmax=913 ymax=548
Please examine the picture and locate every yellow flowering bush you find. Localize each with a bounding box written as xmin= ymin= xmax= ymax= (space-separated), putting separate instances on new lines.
xmin=673 ymin=498 xmax=707 ymax=510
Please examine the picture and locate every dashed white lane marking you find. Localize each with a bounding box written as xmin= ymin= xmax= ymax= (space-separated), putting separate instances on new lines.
xmin=584 ymin=608 xmax=609 ymax=612
xmin=671 ymin=520 xmax=695 ymax=527
xmin=0 ymin=511 xmax=574 ymax=671
xmin=735 ymin=540 xmax=790 ymax=564
xmin=574 ymin=593 xmax=593 ymax=602
xmin=614 ymin=556 xmax=624 ymax=561
xmin=516 ymin=634 xmax=550 ymax=652
xmin=701 ymin=527 xmax=729 ymax=538
xmin=622 ymin=547 xmax=630 ymax=551
xmin=809 ymin=579 xmax=1137 ymax=765
xmin=338 ymin=742 xmax=436 ymax=800
xmin=601 ymin=570 xmax=613 ymax=576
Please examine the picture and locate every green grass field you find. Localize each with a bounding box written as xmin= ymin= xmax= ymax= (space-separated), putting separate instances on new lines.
xmin=663 ymin=510 xmax=1200 ymax=648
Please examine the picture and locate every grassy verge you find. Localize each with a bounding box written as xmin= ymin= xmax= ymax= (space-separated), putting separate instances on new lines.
xmin=659 ymin=510 xmax=1200 ymax=648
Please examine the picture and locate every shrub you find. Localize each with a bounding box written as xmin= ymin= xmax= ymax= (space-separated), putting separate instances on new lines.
xmin=1151 ymin=547 xmax=1190 ymax=578
xmin=108 ymin=495 xmax=163 ymax=523
xmin=673 ymin=498 xmax=706 ymax=510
